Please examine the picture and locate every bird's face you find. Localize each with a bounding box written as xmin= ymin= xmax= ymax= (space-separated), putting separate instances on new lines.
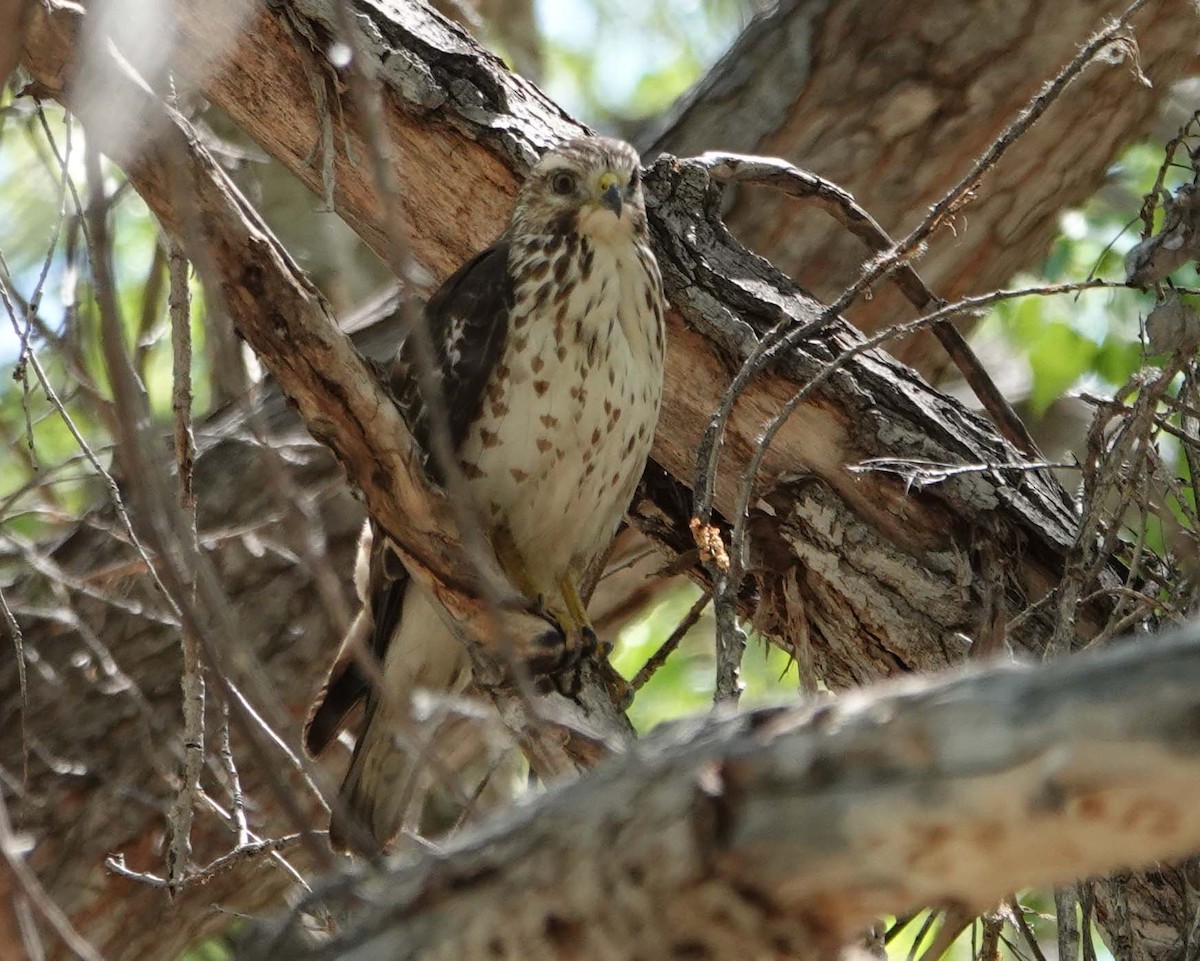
xmin=515 ymin=136 xmax=648 ymax=244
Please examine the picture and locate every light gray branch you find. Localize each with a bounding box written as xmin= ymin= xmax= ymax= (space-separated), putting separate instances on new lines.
xmin=241 ymin=623 xmax=1200 ymax=961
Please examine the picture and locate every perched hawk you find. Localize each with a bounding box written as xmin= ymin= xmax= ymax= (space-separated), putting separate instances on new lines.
xmin=304 ymin=136 xmax=666 ymax=853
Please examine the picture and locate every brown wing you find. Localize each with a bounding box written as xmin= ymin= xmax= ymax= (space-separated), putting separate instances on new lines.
xmin=304 ymin=242 xmax=513 ymax=757
xmin=391 ymin=241 xmax=515 ymax=474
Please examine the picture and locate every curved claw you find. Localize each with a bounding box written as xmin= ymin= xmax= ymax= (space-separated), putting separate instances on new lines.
xmin=525 ymin=617 xmax=617 ymax=701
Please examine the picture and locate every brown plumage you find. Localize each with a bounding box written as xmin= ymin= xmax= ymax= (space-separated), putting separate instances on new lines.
xmin=305 ymin=136 xmax=665 ymax=854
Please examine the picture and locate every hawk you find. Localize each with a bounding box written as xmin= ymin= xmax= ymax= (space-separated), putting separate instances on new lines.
xmin=304 ymin=136 xmax=666 ymax=853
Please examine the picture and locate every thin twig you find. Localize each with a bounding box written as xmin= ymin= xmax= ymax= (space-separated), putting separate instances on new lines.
xmin=10 ymin=105 xmax=75 ymax=470
xmin=1007 ymin=895 xmax=1051 ymax=961
xmin=979 ymin=912 xmax=1003 ymax=961
xmin=906 ymin=910 xmax=942 ymax=961
xmin=696 ymin=152 xmax=1037 ymax=457
xmin=0 ymin=273 xmax=178 ymax=613
xmin=0 ymin=584 xmax=29 ymax=784
xmin=719 ymin=280 xmax=1119 ymax=675
xmin=1056 ymin=885 xmax=1080 ymax=961
xmin=630 ymin=591 xmax=711 ymax=692
xmin=106 ymin=833 xmax=309 ymax=890
xmin=165 ymin=234 xmax=203 ymax=891
xmin=711 ymin=570 xmax=745 ymax=706
xmin=84 ymin=138 xmax=337 ymax=873
xmin=217 ymin=699 xmax=249 ymax=848
xmin=917 ymin=905 xmax=975 ymax=961
xmin=1080 ymin=883 xmax=1098 ymax=961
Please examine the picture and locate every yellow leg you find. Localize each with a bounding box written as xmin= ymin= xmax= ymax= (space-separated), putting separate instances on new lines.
xmin=493 ymin=528 xmax=541 ymax=603
xmin=557 ymin=573 xmax=591 ymax=635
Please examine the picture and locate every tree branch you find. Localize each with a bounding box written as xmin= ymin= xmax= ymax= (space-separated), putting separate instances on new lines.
xmin=240 ymin=623 xmax=1200 ymax=961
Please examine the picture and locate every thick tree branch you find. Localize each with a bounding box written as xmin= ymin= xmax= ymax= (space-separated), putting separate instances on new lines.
xmin=240 ymin=624 xmax=1200 ymax=961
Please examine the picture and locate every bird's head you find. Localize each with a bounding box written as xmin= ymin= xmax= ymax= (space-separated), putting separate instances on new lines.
xmin=513 ymin=136 xmax=647 ymax=245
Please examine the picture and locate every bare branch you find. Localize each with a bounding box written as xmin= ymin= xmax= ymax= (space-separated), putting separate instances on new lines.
xmin=240 ymin=623 xmax=1200 ymax=961
xmin=694 ymin=151 xmax=1037 ymax=457
xmin=630 ymin=591 xmax=710 ymax=693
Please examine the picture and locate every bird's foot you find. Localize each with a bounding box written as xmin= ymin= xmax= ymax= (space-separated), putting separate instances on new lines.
xmin=528 ymin=616 xmax=606 ymax=698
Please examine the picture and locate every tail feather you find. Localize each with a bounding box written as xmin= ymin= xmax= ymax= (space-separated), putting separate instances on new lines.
xmin=322 ymin=580 xmax=513 ymax=854
xmin=328 ymin=705 xmax=422 ymax=855
xmin=304 ymin=611 xmax=372 ymax=758
xmin=328 ymin=704 xmax=527 ymax=854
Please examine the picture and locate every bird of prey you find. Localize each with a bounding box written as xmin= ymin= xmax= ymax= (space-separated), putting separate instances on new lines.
xmin=304 ymin=136 xmax=666 ymax=853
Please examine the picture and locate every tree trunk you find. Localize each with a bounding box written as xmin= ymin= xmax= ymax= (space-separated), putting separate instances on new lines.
xmin=5 ymin=0 xmax=1192 ymax=959
xmin=650 ymin=0 xmax=1195 ymax=381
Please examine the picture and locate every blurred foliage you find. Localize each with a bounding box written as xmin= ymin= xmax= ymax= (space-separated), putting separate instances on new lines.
xmin=535 ymin=0 xmax=752 ymax=134
xmin=979 ymin=140 xmax=1200 ymax=414
xmin=178 ymin=941 xmax=232 ymax=961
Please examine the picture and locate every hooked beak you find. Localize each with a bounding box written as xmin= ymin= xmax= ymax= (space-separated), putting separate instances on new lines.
xmin=600 ymin=182 xmax=623 ymax=218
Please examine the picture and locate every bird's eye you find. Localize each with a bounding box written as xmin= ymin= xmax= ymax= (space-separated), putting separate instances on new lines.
xmin=629 ymin=167 xmax=641 ymax=189
xmin=551 ymin=171 xmax=576 ymax=196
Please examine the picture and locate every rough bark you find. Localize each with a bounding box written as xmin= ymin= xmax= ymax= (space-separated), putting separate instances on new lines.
xmin=239 ymin=624 xmax=1200 ymax=961
xmin=0 ymin=0 xmax=33 ymax=90
xmin=4 ymin=0 xmax=1189 ymax=959
xmin=648 ymin=0 xmax=1196 ymax=380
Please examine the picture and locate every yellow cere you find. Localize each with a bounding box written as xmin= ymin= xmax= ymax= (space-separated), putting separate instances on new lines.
xmin=597 ymin=170 xmax=620 ymax=193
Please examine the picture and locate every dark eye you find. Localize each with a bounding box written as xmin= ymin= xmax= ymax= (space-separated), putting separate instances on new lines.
xmin=551 ymin=171 xmax=576 ymax=196
xmin=629 ymin=167 xmax=641 ymax=189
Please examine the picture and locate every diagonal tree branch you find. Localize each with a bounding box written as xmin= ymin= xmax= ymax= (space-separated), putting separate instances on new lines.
xmin=35 ymin=0 xmax=1117 ymax=661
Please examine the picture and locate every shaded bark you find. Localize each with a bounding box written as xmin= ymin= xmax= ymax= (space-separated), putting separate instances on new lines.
xmin=4 ymin=0 xmax=1190 ymax=958
xmin=0 ymin=0 xmax=33 ymax=91
xmin=649 ymin=0 xmax=1196 ymax=380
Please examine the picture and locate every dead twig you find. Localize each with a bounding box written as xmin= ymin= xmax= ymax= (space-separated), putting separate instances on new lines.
xmin=165 ymin=233 xmax=204 ymax=891
xmin=630 ymin=591 xmax=711 ymax=692
xmin=696 ymin=152 xmax=1037 ymax=458
xmin=1056 ymin=885 xmax=1080 ymax=961
xmin=0 ymin=585 xmax=29 ymax=785
xmin=106 ymin=833 xmax=309 ymax=890
xmin=83 ymin=137 xmax=337 ymax=873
